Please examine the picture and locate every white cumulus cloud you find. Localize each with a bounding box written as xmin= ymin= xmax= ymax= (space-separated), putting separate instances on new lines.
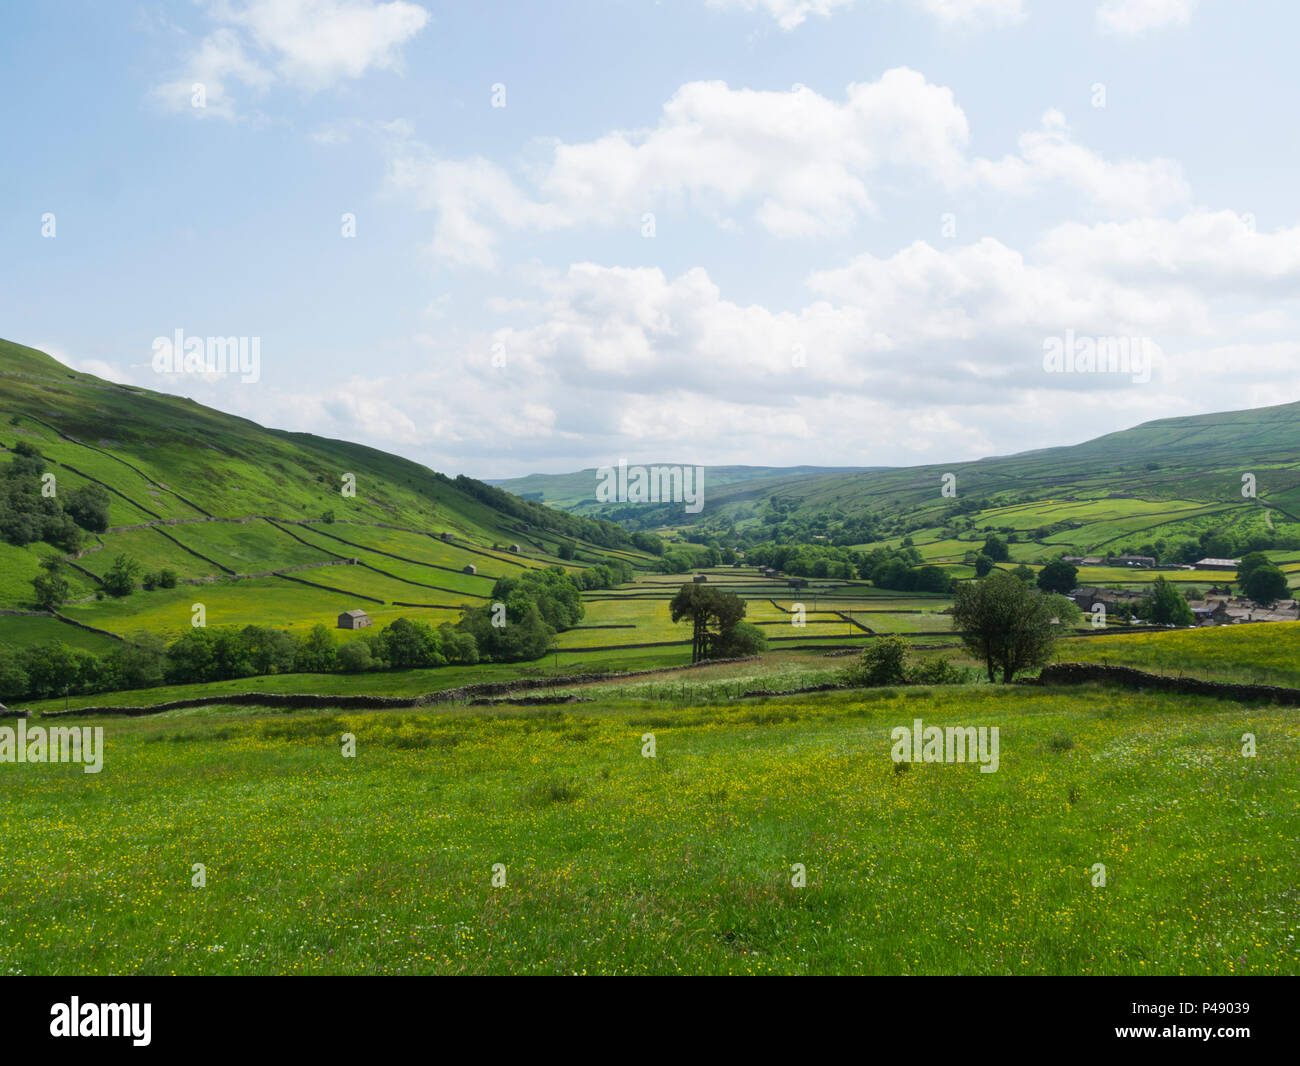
xmin=152 ymin=0 xmax=429 ymax=119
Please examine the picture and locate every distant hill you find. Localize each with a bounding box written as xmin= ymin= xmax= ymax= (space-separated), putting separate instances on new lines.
xmin=490 ymin=464 xmax=882 ymax=510
xmin=487 ymin=401 xmax=1300 ymax=565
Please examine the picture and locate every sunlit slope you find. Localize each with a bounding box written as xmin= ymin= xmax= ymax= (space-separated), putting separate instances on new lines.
xmin=0 ymin=339 xmax=648 ymax=635
xmin=2 ymin=338 xmax=548 ymax=534
xmin=514 ymin=399 xmax=1300 ymax=533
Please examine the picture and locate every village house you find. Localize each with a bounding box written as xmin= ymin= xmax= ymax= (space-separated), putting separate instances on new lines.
xmin=337 ymin=609 xmax=372 ymax=630
xmin=1187 ymin=601 xmax=1230 ymax=626
xmin=1107 ymin=555 xmax=1157 ymax=568
xmin=1069 ymin=587 xmax=1143 ymax=612
xmin=1216 ymin=597 xmax=1300 ymax=625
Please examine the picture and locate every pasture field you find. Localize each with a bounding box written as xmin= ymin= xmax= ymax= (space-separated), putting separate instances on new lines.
xmin=296 ymin=563 xmax=485 ymax=605
xmin=0 ymin=542 xmax=99 ymax=605
xmin=0 ymin=613 xmax=123 ymax=655
xmin=54 ymin=576 xmax=428 ymax=641
xmin=1059 ymin=622 xmax=1300 ymax=688
xmin=75 ymin=528 xmax=225 ymax=583
xmin=1069 ymin=566 xmax=1236 ymax=586
xmin=2 ymin=685 xmax=1296 ymax=975
xmin=288 ymin=523 xmax=523 ymax=572
xmin=552 ymin=585 xmax=946 ymax=649
xmin=163 ymin=520 xmax=339 ymax=574
xmin=24 ymin=435 xmax=202 ymax=525
xmin=842 ymin=496 xmax=1300 ymax=579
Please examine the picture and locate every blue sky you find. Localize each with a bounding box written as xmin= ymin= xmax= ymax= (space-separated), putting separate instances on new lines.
xmin=2 ymin=0 xmax=1298 ymax=478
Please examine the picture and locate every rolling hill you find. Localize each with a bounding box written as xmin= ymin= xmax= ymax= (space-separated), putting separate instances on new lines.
xmin=0 ymin=338 xmax=649 ymax=647
xmin=490 ymin=464 xmax=883 ymax=509
xmin=492 ymin=400 xmax=1300 ymax=570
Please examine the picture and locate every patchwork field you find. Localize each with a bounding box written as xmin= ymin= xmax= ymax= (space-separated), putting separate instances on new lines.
xmin=54 ymin=576 xmax=449 ymax=641
xmin=3 ymin=686 xmax=1296 ymax=975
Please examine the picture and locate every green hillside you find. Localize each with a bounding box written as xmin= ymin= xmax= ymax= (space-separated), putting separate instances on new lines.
xmin=502 ymin=400 xmax=1300 ymax=572
xmin=0 ymin=338 xmax=648 ymax=645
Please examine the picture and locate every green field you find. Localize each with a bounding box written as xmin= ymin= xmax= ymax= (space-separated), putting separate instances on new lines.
xmin=1059 ymin=622 xmax=1300 ymax=687
xmin=3 ymin=685 xmax=1296 ymax=975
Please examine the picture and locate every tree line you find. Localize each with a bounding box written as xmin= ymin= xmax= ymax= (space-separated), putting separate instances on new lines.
xmin=1 ymin=561 xmax=633 ymax=703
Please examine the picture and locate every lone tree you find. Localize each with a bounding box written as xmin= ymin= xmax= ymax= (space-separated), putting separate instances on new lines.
xmin=952 ymin=570 xmax=1059 ymax=683
xmin=669 ymin=583 xmax=747 ymax=663
xmin=1235 ymin=551 xmax=1271 ymax=588
xmin=1036 ymin=558 xmax=1078 ymax=596
xmin=981 ymin=533 xmax=1010 ymax=562
xmin=31 ymin=556 xmax=70 ymax=610
xmin=102 ymin=553 xmax=141 ymax=598
xmin=1243 ymin=562 xmax=1290 ymax=608
xmin=1139 ymin=576 xmax=1193 ymax=626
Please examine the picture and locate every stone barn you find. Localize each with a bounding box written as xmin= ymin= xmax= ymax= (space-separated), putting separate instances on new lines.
xmin=508 ymin=543 xmax=521 ymax=553
xmin=337 ymin=609 xmax=372 ymax=630
xmin=463 ymin=564 xmax=477 ymax=575
xmin=439 ymin=532 xmax=454 ymax=542
xmin=693 ymin=574 xmax=707 ymax=583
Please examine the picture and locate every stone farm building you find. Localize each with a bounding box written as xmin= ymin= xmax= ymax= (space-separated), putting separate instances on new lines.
xmin=1206 ymin=596 xmax=1300 ymax=625
xmin=337 ymin=609 xmax=372 ymax=630
xmin=693 ymin=574 xmax=708 ymax=583
xmin=1189 ymin=601 xmax=1231 ymax=626
xmin=1069 ymin=587 xmax=1142 ymax=612
xmin=463 ymin=564 xmax=477 ymax=575
xmin=1195 ymin=558 xmax=1241 ymax=571
xmin=1107 ymin=555 xmax=1156 ymax=568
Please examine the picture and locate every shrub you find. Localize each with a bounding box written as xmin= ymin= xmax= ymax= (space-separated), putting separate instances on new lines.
xmin=905 ymin=656 xmax=971 ymax=686
xmin=337 ymin=640 xmax=375 ymax=673
xmin=102 ymin=553 xmax=141 ymax=597
xmin=713 ymin=620 xmax=767 ymax=658
xmin=841 ymin=636 xmax=910 ymax=686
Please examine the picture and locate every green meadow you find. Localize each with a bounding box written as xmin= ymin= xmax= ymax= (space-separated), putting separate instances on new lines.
xmin=1060 ymin=622 xmax=1300 ymax=688
xmin=2 ymin=686 xmax=1296 ymax=975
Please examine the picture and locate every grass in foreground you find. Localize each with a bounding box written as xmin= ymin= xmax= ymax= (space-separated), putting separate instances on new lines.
xmin=2 ymin=685 xmax=1296 ymax=975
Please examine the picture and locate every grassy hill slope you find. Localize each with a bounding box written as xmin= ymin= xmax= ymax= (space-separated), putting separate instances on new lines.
xmin=506 ymin=400 xmax=1300 ymax=572
xmin=0 ymin=339 xmax=648 ymax=643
